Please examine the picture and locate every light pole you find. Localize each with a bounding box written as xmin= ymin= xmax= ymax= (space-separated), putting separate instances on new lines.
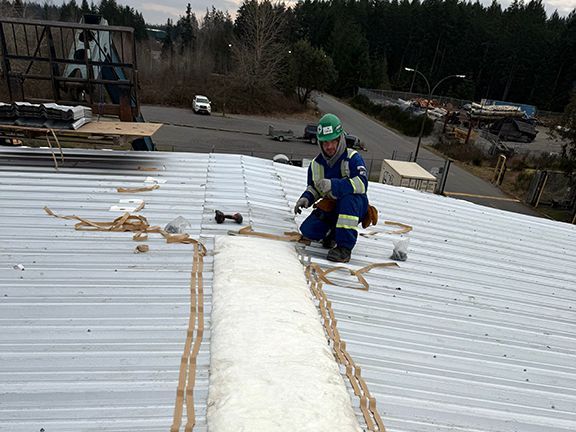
xmin=404 ymin=67 xmax=465 ymax=162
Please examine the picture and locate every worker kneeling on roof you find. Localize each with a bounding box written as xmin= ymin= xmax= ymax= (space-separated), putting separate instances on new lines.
xmin=294 ymin=113 xmax=375 ymax=263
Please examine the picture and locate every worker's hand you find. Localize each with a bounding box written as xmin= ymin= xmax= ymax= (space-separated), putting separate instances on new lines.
xmin=294 ymin=197 xmax=310 ymax=215
xmin=317 ymin=179 xmax=332 ymax=195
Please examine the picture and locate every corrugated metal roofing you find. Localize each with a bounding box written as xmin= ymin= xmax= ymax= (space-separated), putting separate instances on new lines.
xmin=1 ymin=147 xmax=576 ymax=432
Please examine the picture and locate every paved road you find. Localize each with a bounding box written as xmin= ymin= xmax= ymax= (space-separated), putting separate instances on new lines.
xmin=314 ymin=94 xmax=541 ymax=216
xmin=142 ymin=105 xmax=321 ymax=161
xmin=504 ymin=126 xmax=565 ymax=155
xmin=142 ymin=101 xmax=541 ymax=217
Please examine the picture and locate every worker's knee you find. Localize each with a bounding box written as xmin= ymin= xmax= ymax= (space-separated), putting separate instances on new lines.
xmin=337 ymin=194 xmax=368 ymax=218
xmin=300 ymin=213 xmax=329 ymax=241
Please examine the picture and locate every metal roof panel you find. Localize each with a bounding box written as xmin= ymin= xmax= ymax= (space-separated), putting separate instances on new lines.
xmin=1 ymin=147 xmax=575 ymax=432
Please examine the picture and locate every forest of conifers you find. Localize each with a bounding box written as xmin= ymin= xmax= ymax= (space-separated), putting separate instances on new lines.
xmin=1 ymin=0 xmax=575 ymax=112
xmin=293 ymin=0 xmax=575 ymax=112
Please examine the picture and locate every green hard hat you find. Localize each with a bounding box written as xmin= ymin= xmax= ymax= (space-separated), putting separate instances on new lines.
xmin=317 ymin=113 xmax=343 ymax=142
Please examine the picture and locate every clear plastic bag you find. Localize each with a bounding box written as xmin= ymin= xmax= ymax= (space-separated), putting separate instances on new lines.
xmin=164 ymin=216 xmax=191 ymax=234
xmin=390 ymin=237 xmax=410 ymax=261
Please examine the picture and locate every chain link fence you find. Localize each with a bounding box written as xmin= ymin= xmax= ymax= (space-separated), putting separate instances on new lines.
xmin=527 ymin=170 xmax=575 ymax=209
xmin=359 ymin=88 xmax=472 ymax=110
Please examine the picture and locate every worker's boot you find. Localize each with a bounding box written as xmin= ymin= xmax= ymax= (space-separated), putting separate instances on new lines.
xmin=327 ymin=246 xmax=351 ymax=263
xmin=321 ymin=230 xmax=336 ymax=249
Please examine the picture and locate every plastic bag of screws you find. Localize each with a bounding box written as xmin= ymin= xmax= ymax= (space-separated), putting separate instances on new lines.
xmin=164 ymin=216 xmax=191 ymax=234
xmin=390 ymin=237 xmax=410 ymax=261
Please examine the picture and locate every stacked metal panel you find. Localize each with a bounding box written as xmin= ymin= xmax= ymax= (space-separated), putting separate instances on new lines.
xmin=0 ymin=102 xmax=92 ymax=129
xmin=1 ymin=147 xmax=575 ymax=432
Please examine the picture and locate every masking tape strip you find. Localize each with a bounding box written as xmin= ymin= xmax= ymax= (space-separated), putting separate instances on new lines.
xmin=184 ymin=244 xmax=205 ymax=432
xmin=49 ymin=128 xmax=64 ymax=162
xmin=170 ymin=245 xmax=198 ymax=432
xmin=235 ymin=225 xmax=303 ymax=242
xmin=171 ymin=243 xmax=205 ymax=432
xmin=307 ymin=265 xmax=388 ymax=432
xmin=360 ymin=220 xmax=413 ymax=237
xmin=44 ymin=206 xmax=207 ymax=254
xmin=44 ymin=206 xmax=206 ymax=430
xmin=310 ymin=262 xmax=398 ymax=291
xmin=117 ymin=184 xmax=160 ymax=193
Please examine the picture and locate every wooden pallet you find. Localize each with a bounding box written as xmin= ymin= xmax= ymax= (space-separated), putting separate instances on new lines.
xmin=0 ymin=121 xmax=162 ymax=148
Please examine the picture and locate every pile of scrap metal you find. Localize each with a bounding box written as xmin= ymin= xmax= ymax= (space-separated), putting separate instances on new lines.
xmin=0 ymin=102 xmax=92 ymax=129
xmin=466 ymin=102 xmax=525 ymax=120
xmin=427 ymin=106 xmax=449 ymax=120
xmin=440 ymin=125 xmax=475 ymax=146
xmin=395 ymin=97 xmax=449 ymax=120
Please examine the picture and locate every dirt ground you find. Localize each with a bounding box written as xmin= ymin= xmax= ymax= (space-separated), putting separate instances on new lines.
xmin=447 ymin=160 xmax=574 ymax=223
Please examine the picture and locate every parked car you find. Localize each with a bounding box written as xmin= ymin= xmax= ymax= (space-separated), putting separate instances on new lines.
xmin=303 ymin=124 xmax=365 ymax=150
xmin=193 ymin=95 xmax=211 ymax=115
xmin=344 ymin=133 xmax=365 ymax=150
xmin=303 ymin=124 xmax=318 ymax=144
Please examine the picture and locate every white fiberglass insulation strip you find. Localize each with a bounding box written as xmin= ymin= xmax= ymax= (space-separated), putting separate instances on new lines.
xmin=207 ymin=236 xmax=361 ymax=432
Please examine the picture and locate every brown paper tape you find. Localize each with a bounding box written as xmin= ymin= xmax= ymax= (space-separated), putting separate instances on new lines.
xmin=306 ymin=264 xmax=388 ymax=432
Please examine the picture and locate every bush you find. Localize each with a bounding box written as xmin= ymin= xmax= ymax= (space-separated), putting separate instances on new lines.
xmin=507 ymin=155 xmax=529 ymax=171
xmin=514 ymin=170 xmax=535 ymax=192
xmin=350 ymin=94 xmax=372 ymax=110
xmin=504 ymin=153 xmax=563 ymax=172
xmin=139 ymin=70 xmax=305 ymax=115
xmin=350 ymin=95 xmax=433 ymax=137
xmin=433 ymin=139 xmax=487 ymax=164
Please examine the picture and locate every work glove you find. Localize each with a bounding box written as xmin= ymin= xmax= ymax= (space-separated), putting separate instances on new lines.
xmin=294 ymin=197 xmax=310 ymax=215
xmin=317 ymin=179 xmax=332 ymax=195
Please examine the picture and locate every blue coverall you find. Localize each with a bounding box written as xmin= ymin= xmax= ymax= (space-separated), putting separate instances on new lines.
xmin=299 ymin=149 xmax=369 ymax=250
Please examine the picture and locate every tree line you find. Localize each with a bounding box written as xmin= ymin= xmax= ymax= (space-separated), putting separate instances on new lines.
xmin=1 ymin=0 xmax=574 ymax=114
xmin=148 ymin=0 xmax=576 ymax=113
xmin=0 ymin=0 xmax=147 ymax=40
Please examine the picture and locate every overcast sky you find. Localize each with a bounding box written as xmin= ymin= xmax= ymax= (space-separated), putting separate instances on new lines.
xmin=120 ymin=0 xmax=575 ymax=25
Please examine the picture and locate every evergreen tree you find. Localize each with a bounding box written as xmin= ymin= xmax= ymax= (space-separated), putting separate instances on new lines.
xmin=13 ymin=0 xmax=24 ymax=17
xmin=556 ymin=91 xmax=576 ymax=181
xmin=201 ymin=7 xmax=234 ymax=73
xmin=161 ymin=18 xmax=175 ymax=61
xmin=328 ymin=16 xmax=371 ymax=96
xmin=176 ymin=3 xmax=198 ymax=53
xmin=288 ymin=39 xmax=337 ymax=103
xmin=81 ymin=0 xmax=90 ymax=15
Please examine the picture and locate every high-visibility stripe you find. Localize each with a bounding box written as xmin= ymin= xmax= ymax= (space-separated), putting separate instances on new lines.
xmin=311 ymin=160 xmax=325 ymax=193
xmin=336 ymin=224 xmax=358 ymax=230
xmin=311 ymin=160 xmax=324 ymax=182
xmin=341 ymin=160 xmax=349 ymax=178
xmin=349 ymin=176 xmax=366 ymax=194
xmin=341 ymin=149 xmax=358 ymax=178
xmin=336 ymin=214 xmax=359 ymax=230
xmin=306 ymin=185 xmax=320 ymax=200
xmin=339 ymin=214 xmax=359 ymax=220
xmin=349 ymin=178 xmax=356 ymax=192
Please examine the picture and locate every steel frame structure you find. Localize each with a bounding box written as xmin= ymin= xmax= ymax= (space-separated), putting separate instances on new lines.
xmin=0 ymin=16 xmax=139 ymax=121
